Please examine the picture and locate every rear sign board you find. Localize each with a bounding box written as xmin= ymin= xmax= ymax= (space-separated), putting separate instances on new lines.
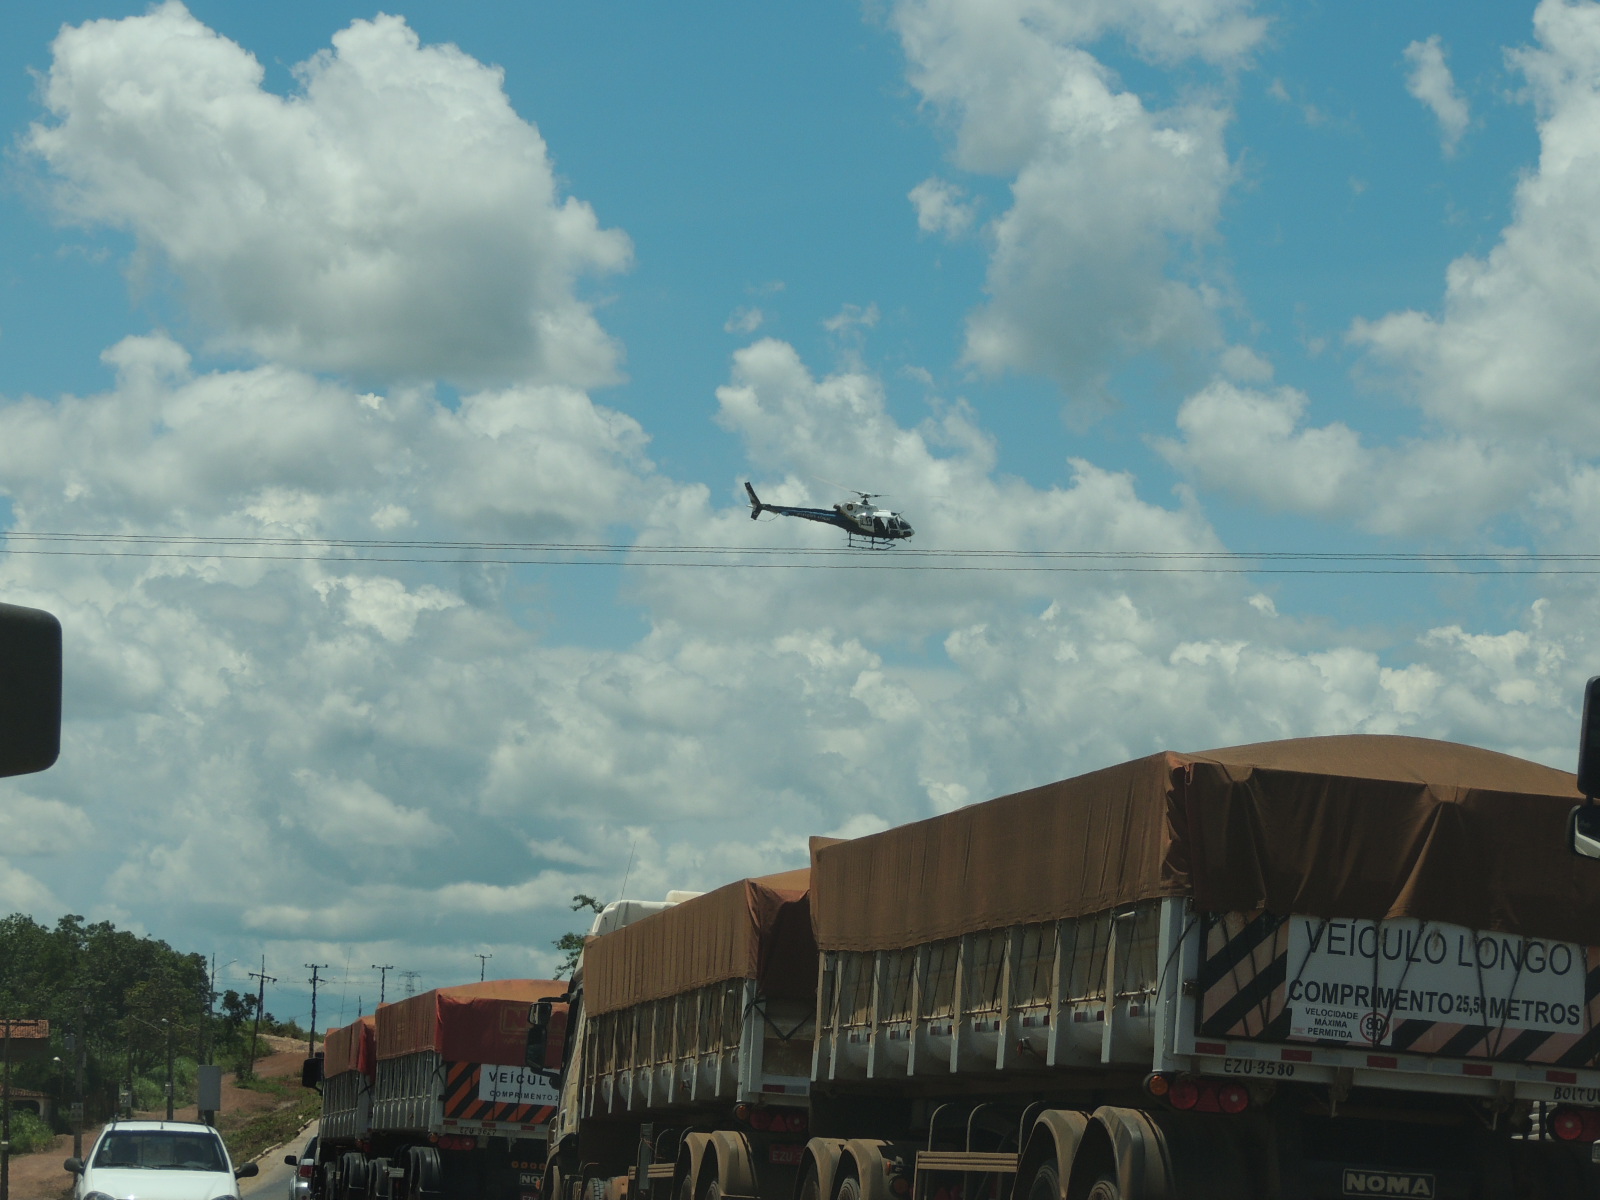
xmin=479 ymin=1064 xmax=560 ymax=1106
xmin=1286 ymin=916 xmax=1584 ymax=1044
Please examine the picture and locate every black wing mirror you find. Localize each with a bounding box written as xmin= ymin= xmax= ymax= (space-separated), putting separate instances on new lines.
xmin=1573 ymin=677 xmax=1600 ymax=859
xmin=0 ymin=604 xmax=61 ymax=778
xmin=526 ymin=1000 xmax=551 ymax=1068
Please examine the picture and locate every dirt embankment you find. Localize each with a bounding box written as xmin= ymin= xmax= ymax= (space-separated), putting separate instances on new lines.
xmin=8 ymin=1035 xmax=314 ymax=1200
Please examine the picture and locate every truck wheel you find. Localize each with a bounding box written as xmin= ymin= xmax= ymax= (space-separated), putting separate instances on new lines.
xmin=407 ymin=1147 xmax=443 ymax=1200
xmin=342 ymin=1153 xmax=370 ymax=1199
xmin=1025 ymin=1163 xmax=1058 ymax=1200
xmin=834 ymin=1174 xmax=862 ymax=1200
xmin=797 ymin=1164 xmax=823 ymax=1200
xmin=1083 ymin=1175 xmax=1120 ymax=1200
xmin=369 ymin=1159 xmax=392 ymax=1200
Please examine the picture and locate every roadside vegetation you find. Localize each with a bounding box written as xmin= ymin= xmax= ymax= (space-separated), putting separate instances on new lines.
xmin=219 ymin=1075 xmax=321 ymax=1164
xmin=0 ymin=911 xmax=306 ymax=1131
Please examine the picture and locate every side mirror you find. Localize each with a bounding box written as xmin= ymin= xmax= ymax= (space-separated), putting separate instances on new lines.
xmin=285 ymin=1155 xmax=300 ymax=1167
xmin=526 ymin=1000 xmax=551 ymax=1069
xmin=0 ymin=603 xmax=62 ymax=778
xmin=1571 ymin=805 xmax=1600 ymax=860
xmin=235 ymin=1162 xmax=260 ymax=1179
xmin=1580 ymin=677 xmax=1600 ymax=799
xmin=63 ymin=1158 xmax=84 ymax=1175
xmin=300 ymin=1055 xmax=323 ymax=1088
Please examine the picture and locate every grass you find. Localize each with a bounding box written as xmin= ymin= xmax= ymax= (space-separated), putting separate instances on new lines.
xmin=220 ymin=1086 xmax=321 ymax=1167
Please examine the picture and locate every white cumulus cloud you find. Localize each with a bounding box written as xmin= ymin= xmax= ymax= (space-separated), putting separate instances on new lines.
xmin=27 ymin=2 xmax=630 ymax=388
xmin=1404 ymin=35 xmax=1470 ymax=154
xmin=891 ymin=0 xmax=1256 ymax=395
xmin=909 ymin=177 xmax=977 ymax=238
xmin=1353 ymin=0 xmax=1600 ymax=445
xmin=1158 ymin=378 xmax=1553 ymax=535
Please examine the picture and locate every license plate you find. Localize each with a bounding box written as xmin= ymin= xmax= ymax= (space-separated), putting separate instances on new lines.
xmin=1222 ymin=1057 xmax=1296 ymax=1078
xmin=769 ymin=1145 xmax=804 ymax=1166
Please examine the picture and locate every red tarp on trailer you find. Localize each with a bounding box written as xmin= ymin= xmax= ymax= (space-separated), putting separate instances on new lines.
xmin=376 ymin=979 xmax=566 ymax=1064
xmin=323 ymin=1015 xmax=375 ymax=1078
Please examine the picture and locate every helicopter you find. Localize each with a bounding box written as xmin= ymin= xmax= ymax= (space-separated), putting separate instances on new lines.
xmin=744 ymin=482 xmax=914 ymax=545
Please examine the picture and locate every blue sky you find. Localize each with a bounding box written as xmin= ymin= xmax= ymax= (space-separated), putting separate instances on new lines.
xmin=2 ymin=0 xmax=1599 ymax=1025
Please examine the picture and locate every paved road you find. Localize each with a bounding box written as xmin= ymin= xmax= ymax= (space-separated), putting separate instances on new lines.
xmin=243 ymin=1121 xmax=318 ymax=1199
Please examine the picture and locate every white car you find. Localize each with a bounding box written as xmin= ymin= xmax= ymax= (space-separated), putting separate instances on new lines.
xmin=66 ymin=1120 xmax=260 ymax=1200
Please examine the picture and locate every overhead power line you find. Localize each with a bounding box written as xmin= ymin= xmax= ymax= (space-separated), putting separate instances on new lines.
xmin=2 ymin=530 xmax=1598 ymax=574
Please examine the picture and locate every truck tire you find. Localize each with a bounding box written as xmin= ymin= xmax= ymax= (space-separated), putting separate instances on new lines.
xmin=342 ymin=1153 xmax=370 ymax=1199
xmin=369 ymin=1159 xmax=392 ymax=1200
xmin=834 ymin=1173 xmax=862 ymax=1200
xmin=406 ymin=1146 xmax=443 ymax=1200
xmin=1083 ymin=1176 xmax=1120 ymax=1200
xmin=1025 ymin=1163 xmax=1059 ymax=1200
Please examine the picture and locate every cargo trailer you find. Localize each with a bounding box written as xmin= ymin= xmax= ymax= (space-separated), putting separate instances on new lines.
xmin=307 ymin=980 xmax=567 ymax=1200
xmin=547 ymin=870 xmax=817 ymax=1200
xmin=551 ymin=734 xmax=1600 ymax=1200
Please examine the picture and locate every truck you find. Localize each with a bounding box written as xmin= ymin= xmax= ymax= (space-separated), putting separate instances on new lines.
xmin=551 ymin=733 xmax=1600 ymax=1200
xmin=546 ymin=869 xmax=818 ymax=1200
xmin=305 ymin=979 xmax=568 ymax=1200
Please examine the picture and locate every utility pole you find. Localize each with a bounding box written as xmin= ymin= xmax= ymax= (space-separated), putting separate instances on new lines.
xmin=247 ymin=958 xmax=275 ymax=1082
xmin=162 ymin=1019 xmax=174 ymax=1121
xmin=3 ymin=1019 xmax=15 ymax=1200
xmin=371 ymin=964 xmax=394 ymax=1006
xmin=474 ymin=953 xmax=492 ymax=982
xmin=305 ymin=964 xmax=329 ymax=1059
xmin=71 ymin=1006 xmax=86 ymax=1159
xmin=399 ymin=971 xmax=421 ymax=998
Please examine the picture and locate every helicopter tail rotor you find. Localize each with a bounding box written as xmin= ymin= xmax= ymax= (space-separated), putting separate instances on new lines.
xmin=744 ymin=482 xmax=764 ymax=520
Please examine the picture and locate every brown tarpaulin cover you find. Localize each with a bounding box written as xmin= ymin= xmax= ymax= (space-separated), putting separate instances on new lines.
xmin=811 ymin=734 xmax=1600 ymax=950
xmin=324 ymin=1015 xmax=375 ymax=1078
xmin=585 ymin=868 xmax=815 ymax=1015
xmin=376 ymin=979 xmax=566 ymax=1064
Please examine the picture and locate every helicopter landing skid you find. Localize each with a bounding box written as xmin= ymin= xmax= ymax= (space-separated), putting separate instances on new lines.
xmin=847 ymin=533 xmax=898 ymax=549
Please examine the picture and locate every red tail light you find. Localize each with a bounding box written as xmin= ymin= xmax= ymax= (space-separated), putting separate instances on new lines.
xmin=297 ymin=1164 xmax=316 ymax=1179
xmin=1551 ymin=1106 xmax=1600 ymax=1142
xmin=1216 ymin=1083 xmax=1250 ymax=1115
xmin=1552 ymin=1106 xmax=1589 ymax=1141
xmin=1165 ymin=1076 xmax=1250 ymax=1115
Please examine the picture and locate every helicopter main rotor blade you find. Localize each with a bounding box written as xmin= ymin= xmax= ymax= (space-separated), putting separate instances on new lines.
xmin=803 ymin=472 xmax=889 ymax=502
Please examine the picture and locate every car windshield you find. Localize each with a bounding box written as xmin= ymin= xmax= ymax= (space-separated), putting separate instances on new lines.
xmin=93 ymin=1131 xmax=227 ymax=1171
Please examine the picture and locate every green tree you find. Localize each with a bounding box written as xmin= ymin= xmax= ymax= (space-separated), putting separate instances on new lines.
xmin=553 ymin=894 xmax=603 ymax=977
